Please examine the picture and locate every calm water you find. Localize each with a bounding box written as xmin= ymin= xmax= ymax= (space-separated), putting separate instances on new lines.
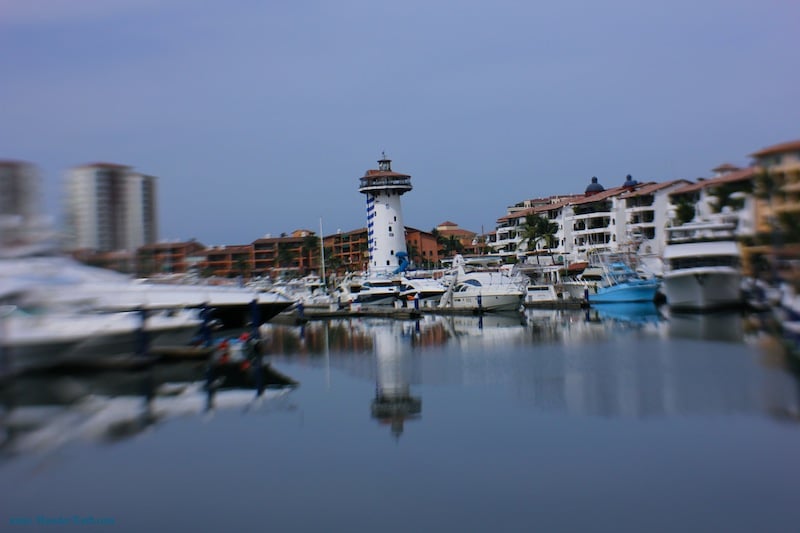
xmin=2 ymin=306 xmax=800 ymax=532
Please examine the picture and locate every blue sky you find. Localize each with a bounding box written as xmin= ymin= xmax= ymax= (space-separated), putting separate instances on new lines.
xmin=1 ymin=0 xmax=798 ymax=245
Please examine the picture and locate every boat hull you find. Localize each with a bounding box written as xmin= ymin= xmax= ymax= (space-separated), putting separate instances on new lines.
xmin=662 ymin=268 xmax=741 ymax=311
xmin=450 ymin=292 xmax=524 ymax=312
xmin=560 ymin=281 xmax=597 ymax=301
xmin=2 ymin=312 xmax=202 ymax=374
xmin=524 ymin=285 xmax=560 ymax=306
xmin=587 ymin=281 xmax=659 ymax=303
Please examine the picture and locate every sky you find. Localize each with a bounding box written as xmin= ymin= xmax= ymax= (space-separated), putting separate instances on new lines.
xmin=1 ymin=0 xmax=798 ymax=246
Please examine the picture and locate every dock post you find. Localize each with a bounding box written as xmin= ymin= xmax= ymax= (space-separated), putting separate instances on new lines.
xmin=199 ymin=303 xmax=213 ymax=347
xmin=0 ymin=306 xmax=11 ymax=379
xmin=135 ymin=307 xmax=151 ymax=357
xmin=250 ymin=299 xmax=264 ymax=396
xmin=477 ymin=293 xmax=483 ymax=312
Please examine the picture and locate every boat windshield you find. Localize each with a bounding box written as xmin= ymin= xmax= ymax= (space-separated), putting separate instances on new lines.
xmin=607 ymin=262 xmax=639 ymax=283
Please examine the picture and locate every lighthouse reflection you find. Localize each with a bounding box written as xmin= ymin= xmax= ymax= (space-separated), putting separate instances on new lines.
xmin=370 ymin=324 xmax=421 ymax=439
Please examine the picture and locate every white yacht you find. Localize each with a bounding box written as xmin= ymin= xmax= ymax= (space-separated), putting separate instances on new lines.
xmin=334 ymin=273 xmax=401 ymax=307
xmin=1 ymin=255 xmax=294 ymax=329
xmin=524 ymin=283 xmax=560 ymax=306
xmin=0 ymin=304 xmax=201 ymax=375
xmin=398 ymin=275 xmax=447 ymax=308
xmin=560 ymin=263 xmax=601 ymax=301
xmin=661 ymin=217 xmax=742 ymax=311
xmin=438 ymin=255 xmax=526 ymax=312
xmin=270 ymin=274 xmax=336 ymax=312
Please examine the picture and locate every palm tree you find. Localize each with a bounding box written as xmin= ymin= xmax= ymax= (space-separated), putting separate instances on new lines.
xmin=276 ymin=242 xmax=297 ymax=276
xmin=301 ymin=235 xmax=319 ymax=274
xmin=440 ymin=235 xmax=463 ymax=258
xmin=234 ymin=256 xmax=250 ymax=279
xmin=406 ymin=243 xmax=422 ymax=269
xmin=520 ymin=215 xmax=558 ymax=252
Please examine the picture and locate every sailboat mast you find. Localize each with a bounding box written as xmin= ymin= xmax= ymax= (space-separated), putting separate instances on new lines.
xmin=319 ymin=217 xmax=327 ymax=292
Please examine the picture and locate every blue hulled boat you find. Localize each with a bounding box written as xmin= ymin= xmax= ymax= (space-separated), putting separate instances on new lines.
xmin=586 ymin=253 xmax=660 ymax=304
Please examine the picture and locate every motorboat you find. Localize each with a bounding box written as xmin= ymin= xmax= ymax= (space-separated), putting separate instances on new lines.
xmin=438 ymin=255 xmax=526 ymax=312
xmin=559 ymin=265 xmax=601 ymax=301
xmin=0 ymin=304 xmax=202 ymax=375
xmin=398 ymin=275 xmax=447 ymax=309
xmin=585 ymin=252 xmax=660 ymax=304
xmin=270 ymin=274 xmax=336 ymax=312
xmin=524 ymin=283 xmax=560 ymax=306
xmin=1 ymin=255 xmax=294 ymax=329
xmin=661 ymin=217 xmax=742 ymax=311
xmin=334 ymin=273 xmax=401 ymax=307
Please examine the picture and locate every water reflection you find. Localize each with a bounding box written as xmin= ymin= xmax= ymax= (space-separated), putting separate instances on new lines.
xmin=4 ymin=308 xmax=799 ymax=462
xmin=371 ymin=328 xmax=421 ymax=439
xmin=0 ymin=362 xmax=295 ymax=459
xmin=665 ymin=310 xmax=744 ymax=343
xmin=589 ymin=302 xmax=662 ymax=326
xmin=263 ymin=309 xmax=800 ymax=422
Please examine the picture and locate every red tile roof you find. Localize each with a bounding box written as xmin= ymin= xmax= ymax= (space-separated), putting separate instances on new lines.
xmin=750 ymin=140 xmax=800 ymax=158
xmin=73 ymin=162 xmax=131 ymax=169
xmin=569 ymin=185 xmax=627 ymax=205
xmin=618 ymin=180 xmax=689 ymax=198
xmin=438 ymin=228 xmax=476 ymax=238
xmin=670 ymin=167 xmax=756 ymax=194
xmin=0 ymin=159 xmax=34 ymax=167
xmin=362 ymin=169 xmax=410 ymax=179
xmin=712 ymin=163 xmax=740 ymax=173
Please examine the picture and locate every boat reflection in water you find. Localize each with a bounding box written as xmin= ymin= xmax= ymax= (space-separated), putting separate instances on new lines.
xmin=665 ymin=310 xmax=744 ymax=343
xmin=0 ymin=361 xmax=296 ymax=459
xmin=588 ymin=302 xmax=662 ymax=327
xmin=262 ymin=308 xmax=800 ymax=422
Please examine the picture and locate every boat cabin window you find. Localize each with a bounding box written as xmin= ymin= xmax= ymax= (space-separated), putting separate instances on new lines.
xmin=670 ymin=256 xmax=740 ymax=270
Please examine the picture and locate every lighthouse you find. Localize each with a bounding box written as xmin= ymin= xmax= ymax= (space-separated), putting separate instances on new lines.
xmin=359 ymin=153 xmax=412 ymax=276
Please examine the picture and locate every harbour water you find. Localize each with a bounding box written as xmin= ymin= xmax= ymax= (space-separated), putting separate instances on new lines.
xmin=2 ymin=307 xmax=800 ymax=532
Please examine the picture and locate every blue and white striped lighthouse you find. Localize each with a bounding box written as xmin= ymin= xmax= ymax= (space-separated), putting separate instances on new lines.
xmin=359 ymin=153 xmax=412 ymax=276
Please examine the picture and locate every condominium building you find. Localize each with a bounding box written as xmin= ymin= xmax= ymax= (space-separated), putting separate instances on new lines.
xmin=0 ymin=160 xmax=39 ymax=221
xmin=750 ymin=139 xmax=800 ymax=233
xmin=491 ymin=175 xmax=687 ymax=264
xmin=747 ymin=139 xmax=800 ymax=280
xmin=0 ymin=160 xmax=42 ymax=246
xmin=64 ymin=162 xmax=158 ymax=252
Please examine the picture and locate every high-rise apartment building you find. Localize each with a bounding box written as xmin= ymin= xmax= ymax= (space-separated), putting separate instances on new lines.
xmin=0 ymin=160 xmax=40 ymax=220
xmin=0 ymin=160 xmax=42 ymax=246
xmin=64 ymin=162 xmax=158 ymax=252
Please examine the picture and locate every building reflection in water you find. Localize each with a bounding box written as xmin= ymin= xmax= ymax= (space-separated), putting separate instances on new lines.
xmin=264 ymin=309 xmax=800 ymax=422
xmin=370 ymin=326 xmax=421 ymax=439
